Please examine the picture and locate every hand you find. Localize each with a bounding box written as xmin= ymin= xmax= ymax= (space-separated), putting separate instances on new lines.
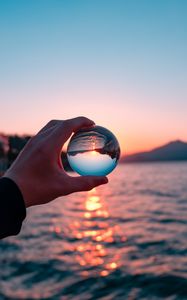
xmin=4 ymin=117 xmax=108 ymax=207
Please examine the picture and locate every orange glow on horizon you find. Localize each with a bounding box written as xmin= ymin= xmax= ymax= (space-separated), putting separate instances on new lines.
xmin=3 ymin=121 xmax=187 ymax=157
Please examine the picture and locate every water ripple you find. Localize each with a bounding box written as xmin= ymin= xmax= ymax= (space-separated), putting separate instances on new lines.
xmin=1 ymin=163 xmax=187 ymax=299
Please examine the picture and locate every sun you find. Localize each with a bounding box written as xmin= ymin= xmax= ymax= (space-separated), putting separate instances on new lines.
xmin=90 ymin=150 xmax=97 ymax=156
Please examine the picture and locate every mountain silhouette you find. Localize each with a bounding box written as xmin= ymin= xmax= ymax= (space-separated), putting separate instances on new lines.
xmin=122 ymin=140 xmax=187 ymax=163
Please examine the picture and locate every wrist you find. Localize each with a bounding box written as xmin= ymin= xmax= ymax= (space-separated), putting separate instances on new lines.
xmin=3 ymin=171 xmax=31 ymax=208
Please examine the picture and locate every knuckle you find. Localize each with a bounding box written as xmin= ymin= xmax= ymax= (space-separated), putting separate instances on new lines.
xmin=48 ymin=119 xmax=57 ymax=126
xmin=62 ymin=119 xmax=72 ymax=130
xmin=67 ymin=116 xmax=86 ymax=124
xmin=77 ymin=116 xmax=87 ymax=122
xmin=63 ymin=119 xmax=70 ymax=125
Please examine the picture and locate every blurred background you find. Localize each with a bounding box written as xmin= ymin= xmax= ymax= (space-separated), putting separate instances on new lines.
xmin=0 ymin=1 xmax=187 ymax=299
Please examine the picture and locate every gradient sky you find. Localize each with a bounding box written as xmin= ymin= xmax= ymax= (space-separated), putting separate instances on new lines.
xmin=0 ymin=0 xmax=187 ymax=154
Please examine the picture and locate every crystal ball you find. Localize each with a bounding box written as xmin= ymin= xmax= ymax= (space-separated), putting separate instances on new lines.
xmin=67 ymin=125 xmax=120 ymax=176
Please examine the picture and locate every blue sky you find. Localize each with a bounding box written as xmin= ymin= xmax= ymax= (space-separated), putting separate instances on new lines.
xmin=0 ymin=0 xmax=187 ymax=153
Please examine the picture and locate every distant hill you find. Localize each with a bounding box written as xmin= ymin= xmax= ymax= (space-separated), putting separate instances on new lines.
xmin=122 ymin=140 xmax=187 ymax=163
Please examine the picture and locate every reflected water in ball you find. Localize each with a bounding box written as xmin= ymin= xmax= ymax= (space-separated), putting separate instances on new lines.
xmin=67 ymin=126 xmax=120 ymax=176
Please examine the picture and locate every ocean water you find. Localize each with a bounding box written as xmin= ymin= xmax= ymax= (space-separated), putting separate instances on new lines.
xmin=1 ymin=163 xmax=187 ymax=300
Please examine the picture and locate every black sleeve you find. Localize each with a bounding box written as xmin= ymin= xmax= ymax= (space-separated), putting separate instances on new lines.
xmin=0 ymin=177 xmax=26 ymax=239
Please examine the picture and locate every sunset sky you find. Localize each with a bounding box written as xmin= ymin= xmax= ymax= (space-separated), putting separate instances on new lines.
xmin=0 ymin=0 xmax=187 ymax=154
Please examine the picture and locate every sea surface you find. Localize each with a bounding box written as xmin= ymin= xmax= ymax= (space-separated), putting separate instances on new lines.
xmin=1 ymin=163 xmax=187 ymax=300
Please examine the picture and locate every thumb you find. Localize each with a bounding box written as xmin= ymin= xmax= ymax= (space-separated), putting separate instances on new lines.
xmin=68 ymin=175 xmax=108 ymax=193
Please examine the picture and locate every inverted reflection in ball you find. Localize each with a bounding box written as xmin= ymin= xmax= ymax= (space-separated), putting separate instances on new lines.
xmin=67 ymin=126 xmax=120 ymax=176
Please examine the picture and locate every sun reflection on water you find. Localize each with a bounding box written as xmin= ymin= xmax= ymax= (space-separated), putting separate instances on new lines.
xmin=70 ymin=188 xmax=120 ymax=277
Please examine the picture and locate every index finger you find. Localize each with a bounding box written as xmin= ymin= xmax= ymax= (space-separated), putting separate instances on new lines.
xmin=48 ymin=116 xmax=95 ymax=153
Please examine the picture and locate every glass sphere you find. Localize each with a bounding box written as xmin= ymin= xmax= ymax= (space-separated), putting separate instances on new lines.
xmin=67 ymin=125 xmax=120 ymax=176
